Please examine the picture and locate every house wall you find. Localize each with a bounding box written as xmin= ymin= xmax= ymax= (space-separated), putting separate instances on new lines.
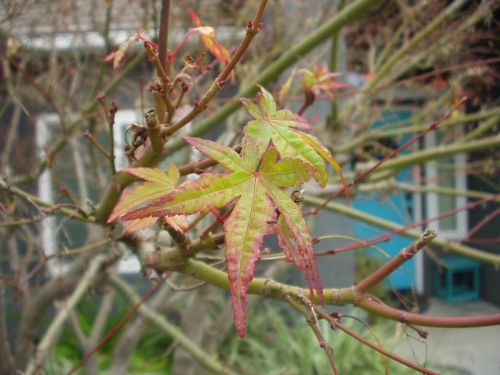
xmin=468 ymin=175 xmax=500 ymax=306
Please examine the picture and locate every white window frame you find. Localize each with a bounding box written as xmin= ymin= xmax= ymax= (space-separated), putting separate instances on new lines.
xmin=113 ymin=109 xmax=143 ymax=273
xmin=414 ymin=128 xmax=468 ymax=294
xmin=424 ymin=130 xmax=468 ymax=240
xmin=37 ymin=111 xmax=143 ymax=275
xmin=36 ymin=114 xmax=60 ymax=276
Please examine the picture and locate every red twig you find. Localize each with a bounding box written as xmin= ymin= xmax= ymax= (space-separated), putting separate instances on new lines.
xmin=359 ymin=297 xmax=500 ymax=328
xmin=355 ymin=229 xmax=437 ymax=293
xmin=464 ymin=207 xmax=500 ymax=240
xmin=163 ymin=0 xmax=268 ymax=136
xmin=463 ymin=237 xmax=500 ymax=245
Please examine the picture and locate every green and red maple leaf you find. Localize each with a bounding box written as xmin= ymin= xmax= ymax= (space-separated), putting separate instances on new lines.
xmin=112 ymin=86 xmax=347 ymax=337
xmin=120 ymin=136 xmax=322 ymax=337
xmin=108 ymin=164 xmax=188 ymax=233
xmin=242 ymin=85 xmax=347 ymax=190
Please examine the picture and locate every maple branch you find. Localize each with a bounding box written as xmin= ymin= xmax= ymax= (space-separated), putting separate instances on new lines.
xmin=163 ymin=0 xmax=269 ymax=136
xmin=371 ymin=134 xmax=500 ymax=176
xmin=464 ymin=207 xmax=500 ymax=240
xmin=312 ymin=96 xmax=468 ymax=213
xmin=460 ymin=114 xmax=499 ymax=143
xmin=366 ymin=0 xmax=467 ymax=89
xmin=92 ymin=0 xmax=381 ymax=223
xmin=177 ymin=259 xmax=500 ymax=328
xmin=313 ymin=308 xmax=440 ymax=375
xmin=144 ymin=109 xmax=165 ymax=155
xmin=0 ymin=177 xmax=93 ymax=223
xmin=165 ymin=0 xmax=381 ymax=154
xmin=335 ymin=107 xmax=500 ymax=153
xmin=142 ymin=233 xmax=225 ymax=272
xmin=358 ymin=298 xmax=500 ymax=328
xmin=355 ymin=229 xmax=437 ymax=294
xmin=158 ymin=0 xmax=170 ymax=75
xmin=394 ymin=182 xmax=500 ymax=203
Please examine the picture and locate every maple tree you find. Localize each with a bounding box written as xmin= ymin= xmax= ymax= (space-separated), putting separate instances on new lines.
xmin=2 ymin=1 xmax=500 ymax=374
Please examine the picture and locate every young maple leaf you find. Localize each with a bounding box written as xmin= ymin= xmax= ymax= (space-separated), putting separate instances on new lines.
xmin=301 ymin=64 xmax=347 ymax=100
xmin=104 ymin=33 xmax=140 ymax=69
xmin=121 ymin=136 xmax=322 ymax=337
xmin=188 ymin=8 xmax=235 ymax=82
xmin=242 ymin=85 xmax=339 ymax=188
xmin=108 ymin=164 xmax=187 ymax=233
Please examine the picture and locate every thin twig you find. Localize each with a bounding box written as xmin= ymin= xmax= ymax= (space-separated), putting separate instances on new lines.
xmin=65 ymin=273 xmax=167 ymax=375
xmin=83 ymin=129 xmax=113 ymax=160
xmin=0 ymin=177 xmax=93 ymax=222
xmin=314 ymin=308 xmax=440 ymax=375
xmin=286 ymin=295 xmax=339 ymax=375
xmin=163 ymin=0 xmax=269 ymax=136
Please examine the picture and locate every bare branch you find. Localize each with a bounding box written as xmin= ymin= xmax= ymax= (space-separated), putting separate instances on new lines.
xmin=355 ymin=229 xmax=437 ymax=293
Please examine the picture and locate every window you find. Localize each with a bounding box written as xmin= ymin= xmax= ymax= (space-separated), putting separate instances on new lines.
xmin=37 ymin=110 xmax=142 ymax=275
xmin=424 ymin=129 xmax=468 ymax=239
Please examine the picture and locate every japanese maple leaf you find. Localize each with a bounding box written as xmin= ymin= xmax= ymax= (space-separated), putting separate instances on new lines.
xmin=242 ymin=85 xmax=336 ymax=188
xmin=121 ymin=136 xmax=323 ymax=337
xmin=108 ymin=164 xmax=187 ymax=233
xmin=187 ymin=8 xmax=235 ymax=82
